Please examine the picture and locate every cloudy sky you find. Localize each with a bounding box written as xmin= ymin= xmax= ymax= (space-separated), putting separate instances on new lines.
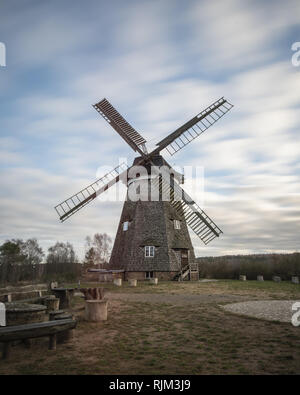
xmin=0 ymin=0 xmax=299 ymax=260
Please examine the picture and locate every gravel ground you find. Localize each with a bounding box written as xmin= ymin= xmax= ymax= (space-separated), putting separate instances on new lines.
xmin=220 ymin=300 xmax=300 ymax=323
xmin=108 ymin=293 xmax=300 ymax=323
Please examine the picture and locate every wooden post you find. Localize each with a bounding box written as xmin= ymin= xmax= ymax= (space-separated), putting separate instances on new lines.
xmin=52 ymin=289 xmax=73 ymax=309
xmin=128 ymin=279 xmax=137 ymax=287
xmin=273 ymin=276 xmax=281 ymax=282
xmin=49 ymin=334 xmax=57 ymax=350
xmin=85 ymin=300 xmax=108 ymax=322
xmin=113 ymin=278 xmax=122 ymax=287
xmin=44 ymin=297 xmax=60 ymax=312
xmin=50 ymin=281 xmax=58 ymax=290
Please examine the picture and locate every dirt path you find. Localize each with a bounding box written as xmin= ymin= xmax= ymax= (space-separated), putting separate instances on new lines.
xmin=107 ymin=292 xmax=255 ymax=305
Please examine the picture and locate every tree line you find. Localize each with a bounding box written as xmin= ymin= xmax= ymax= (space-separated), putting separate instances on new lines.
xmin=0 ymin=233 xmax=112 ymax=284
xmin=197 ymin=253 xmax=300 ymax=280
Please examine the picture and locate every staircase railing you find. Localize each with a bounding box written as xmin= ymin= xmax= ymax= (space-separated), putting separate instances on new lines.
xmin=173 ymin=262 xmax=199 ymax=281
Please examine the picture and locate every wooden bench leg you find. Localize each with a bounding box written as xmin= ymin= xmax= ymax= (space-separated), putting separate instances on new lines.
xmin=2 ymin=342 xmax=11 ymax=360
xmin=49 ymin=334 xmax=57 ymax=351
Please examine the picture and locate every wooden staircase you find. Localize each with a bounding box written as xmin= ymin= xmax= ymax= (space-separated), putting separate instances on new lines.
xmin=173 ymin=263 xmax=199 ymax=281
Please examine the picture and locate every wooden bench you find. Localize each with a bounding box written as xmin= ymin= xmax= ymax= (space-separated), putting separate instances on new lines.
xmin=0 ymin=318 xmax=77 ymax=360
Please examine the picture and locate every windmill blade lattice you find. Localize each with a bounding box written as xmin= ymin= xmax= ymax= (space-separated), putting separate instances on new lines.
xmin=93 ymin=98 xmax=148 ymax=155
xmin=55 ymin=162 xmax=128 ymax=222
xmin=151 ymin=165 xmax=222 ymax=244
xmin=156 ymin=97 xmax=233 ymax=156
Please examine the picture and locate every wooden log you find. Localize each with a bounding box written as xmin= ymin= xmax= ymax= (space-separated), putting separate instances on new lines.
xmin=85 ymin=300 xmax=108 ymax=322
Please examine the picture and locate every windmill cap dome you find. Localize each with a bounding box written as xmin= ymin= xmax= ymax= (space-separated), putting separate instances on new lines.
xmin=132 ymin=155 xmax=184 ymax=184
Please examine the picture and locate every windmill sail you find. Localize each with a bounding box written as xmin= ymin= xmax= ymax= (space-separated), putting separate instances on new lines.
xmin=155 ymin=97 xmax=233 ymax=156
xmin=93 ymin=98 xmax=147 ymax=155
xmin=55 ymin=162 xmax=128 ymax=222
xmin=151 ymin=165 xmax=222 ymax=244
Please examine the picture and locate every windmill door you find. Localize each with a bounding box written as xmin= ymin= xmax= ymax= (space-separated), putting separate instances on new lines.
xmin=181 ymin=250 xmax=189 ymax=270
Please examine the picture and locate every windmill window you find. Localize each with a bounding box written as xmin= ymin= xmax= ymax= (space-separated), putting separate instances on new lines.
xmin=174 ymin=220 xmax=181 ymax=230
xmin=145 ymin=271 xmax=154 ymax=279
xmin=123 ymin=221 xmax=129 ymax=231
xmin=145 ymin=246 xmax=155 ymax=257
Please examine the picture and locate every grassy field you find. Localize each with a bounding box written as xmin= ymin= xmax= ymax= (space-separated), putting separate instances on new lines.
xmin=0 ymin=280 xmax=299 ymax=375
xmin=70 ymin=279 xmax=300 ymax=299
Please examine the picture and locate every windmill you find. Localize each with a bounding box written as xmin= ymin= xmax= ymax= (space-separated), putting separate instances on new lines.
xmin=55 ymin=97 xmax=233 ymax=281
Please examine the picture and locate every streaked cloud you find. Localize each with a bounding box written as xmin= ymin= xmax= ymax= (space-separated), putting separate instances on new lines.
xmin=0 ymin=0 xmax=299 ymax=259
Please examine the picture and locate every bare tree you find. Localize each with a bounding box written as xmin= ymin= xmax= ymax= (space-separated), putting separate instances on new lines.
xmin=46 ymin=242 xmax=77 ymax=265
xmin=84 ymin=233 xmax=112 ymax=268
xmin=0 ymin=240 xmax=24 ymax=265
xmin=21 ymin=238 xmax=44 ymax=265
xmin=0 ymin=239 xmax=44 ymax=283
xmin=46 ymin=241 xmax=80 ymax=281
xmin=83 ymin=246 xmax=97 ymax=269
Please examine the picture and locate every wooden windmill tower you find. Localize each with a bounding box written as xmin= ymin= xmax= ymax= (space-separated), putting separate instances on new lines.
xmin=55 ymin=97 xmax=233 ymax=280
